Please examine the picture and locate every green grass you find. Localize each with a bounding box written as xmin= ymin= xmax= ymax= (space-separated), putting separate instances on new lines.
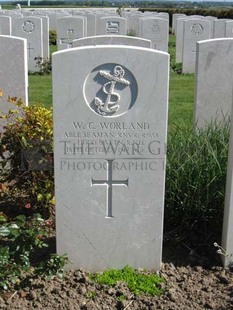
xmin=29 ymin=75 xmax=52 ymax=109
xmin=169 ymin=73 xmax=195 ymax=132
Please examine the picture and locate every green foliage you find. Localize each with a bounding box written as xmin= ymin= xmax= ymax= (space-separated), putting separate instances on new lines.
xmin=165 ymin=121 xmax=230 ymax=241
xmin=170 ymin=62 xmax=182 ymax=75
xmin=49 ymin=30 xmax=57 ymax=45
xmin=34 ymin=56 xmax=52 ymax=75
xmin=0 ymin=98 xmax=54 ymax=211
xmin=35 ymin=253 xmax=68 ymax=279
xmin=0 ymin=213 xmax=67 ymax=291
xmin=90 ymin=265 xmax=164 ymax=296
xmin=127 ymin=29 xmax=137 ymax=37
xmin=116 ymin=3 xmax=125 ymax=17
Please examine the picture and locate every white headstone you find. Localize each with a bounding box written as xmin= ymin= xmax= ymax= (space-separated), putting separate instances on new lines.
xmin=85 ymin=13 xmax=96 ymax=37
xmin=172 ymin=13 xmax=186 ymax=34
xmin=97 ymin=16 xmax=127 ymax=36
xmin=73 ymin=35 xmax=152 ymax=48
xmin=194 ymin=38 xmax=233 ymax=127
xmin=56 ymin=17 xmax=86 ymax=50
xmin=182 ymin=19 xmax=211 ymax=74
xmin=222 ymin=107 xmax=233 ymax=267
xmin=204 ymin=16 xmax=217 ymax=38
xmin=176 ymin=16 xmax=206 ymax=63
xmin=225 ymin=20 xmax=233 ymax=38
xmin=127 ymin=12 xmax=143 ymax=36
xmin=38 ymin=15 xmax=49 ymax=59
xmin=0 ymin=35 xmax=28 ymax=131
xmin=175 ymin=17 xmax=187 ymax=63
xmin=139 ymin=17 xmax=169 ymax=52
xmin=12 ymin=17 xmax=43 ymax=71
xmin=53 ymin=45 xmax=169 ymax=271
xmin=213 ymin=19 xmax=231 ymax=38
xmin=0 ymin=16 xmax=11 ymax=35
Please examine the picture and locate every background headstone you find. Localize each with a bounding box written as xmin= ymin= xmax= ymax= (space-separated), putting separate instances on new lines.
xmin=73 ymin=35 xmax=152 ymax=48
xmin=182 ymin=19 xmax=211 ymax=73
xmin=53 ymin=45 xmax=169 ymax=271
xmin=56 ymin=16 xmax=86 ymax=50
xmin=0 ymin=35 xmax=28 ymax=130
xmin=97 ymin=16 xmax=127 ymax=36
xmin=222 ymin=105 xmax=233 ymax=267
xmin=194 ymin=38 xmax=233 ymax=127
xmin=0 ymin=16 xmax=11 ymax=35
xmin=12 ymin=16 xmax=43 ymax=71
xmin=139 ymin=17 xmax=169 ymax=52
xmin=213 ymin=19 xmax=231 ymax=38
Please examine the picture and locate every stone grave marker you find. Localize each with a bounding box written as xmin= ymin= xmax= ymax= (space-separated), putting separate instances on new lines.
xmin=127 ymin=12 xmax=143 ymax=36
xmin=0 ymin=35 xmax=28 ymax=131
xmin=225 ymin=20 xmax=233 ymax=38
xmin=56 ymin=16 xmax=86 ymax=50
xmin=175 ymin=17 xmax=187 ymax=63
xmin=0 ymin=16 xmax=11 ymax=35
xmin=73 ymin=35 xmax=152 ymax=48
xmin=204 ymin=16 xmax=217 ymax=38
xmin=172 ymin=13 xmax=186 ymax=34
xmin=97 ymin=16 xmax=127 ymax=36
xmin=12 ymin=16 xmax=43 ymax=71
xmin=213 ymin=19 xmax=231 ymax=38
xmin=53 ymin=45 xmax=169 ymax=271
xmin=176 ymin=16 xmax=205 ymax=63
xmin=182 ymin=19 xmax=211 ymax=73
xmin=194 ymin=38 xmax=233 ymax=127
xmin=222 ymin=108 xmax=233 ymax=267
xmin=38 ymin=15 xmax=49 ymax=59
xmin=139 ymin=17 xmax=169 ymax=52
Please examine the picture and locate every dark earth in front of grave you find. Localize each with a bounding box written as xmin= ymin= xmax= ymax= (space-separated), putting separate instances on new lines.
xmin=1 ymin=236 xmax=233 ymax=310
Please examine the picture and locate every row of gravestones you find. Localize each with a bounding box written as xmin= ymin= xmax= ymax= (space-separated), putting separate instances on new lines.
xmin=174 ymin=14 xmax=233 ymax=73
xmin=0 ymin=9 xmax=170 ymax=71
xmin=1 ymin=33 xmax=233 ymax=270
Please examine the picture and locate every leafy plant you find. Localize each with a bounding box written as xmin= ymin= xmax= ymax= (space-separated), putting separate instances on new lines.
xmin=0 ymin=97 xmax=54 ymax=213
xmin=90 ymin=265 xmax=164 ymax=296
xmin=34 ymin=56 xmax=52 ymax=75
xmin=35 ymin=253 xmax=68 ymax=279
xmin=127 ymin=29 xmax=137 ymax=37
xmin=49 ymin=30 xmax=57 ymax=46
xmin=0 ymin=213 xmax=67 ymax=291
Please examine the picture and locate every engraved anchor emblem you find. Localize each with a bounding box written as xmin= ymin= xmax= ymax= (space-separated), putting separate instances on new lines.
xmin=95 ymin=65 xmax=130 ymax=116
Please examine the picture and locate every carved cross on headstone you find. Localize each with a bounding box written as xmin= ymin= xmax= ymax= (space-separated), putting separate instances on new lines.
xmin=91 ymin=159 xmax=129 ymax=218
xmin=27 ymin=43 xmax=34 ymax=58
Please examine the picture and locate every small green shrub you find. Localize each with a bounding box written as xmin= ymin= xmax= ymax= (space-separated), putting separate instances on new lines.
xmin=90 ymin=265 xmax=164 ymax=296
xmin=165 ymin=121 xmax=230 ymax=242
xmin=127 ymin=29 xmax=137 ymax=37
xmin=35 ymin=56 xmax=52 ymax=75
xmin=49 ymin=30 xmax=57 ymax=45
xmin=0 ymin=213 xmax=67 ymax=290
xmin=170 ymin=61 xmax=182 ymax=74
xmin=0 ymin=97 xmax=54 ymax=213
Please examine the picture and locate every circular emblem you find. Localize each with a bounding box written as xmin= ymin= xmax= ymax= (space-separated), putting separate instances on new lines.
xmin=152 ymin=21 xmax=160 ymax=34
xmin=83 ymin=63 xmax=138 ymax=118
xmin=22 ymin=20 xmax=35 ymax=34
xmin=190 ymin=23 xmax=204 ymax=36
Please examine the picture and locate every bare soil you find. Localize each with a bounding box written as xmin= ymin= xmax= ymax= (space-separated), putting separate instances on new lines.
xmin=1 ymin=241 xmax=233 ymax=310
